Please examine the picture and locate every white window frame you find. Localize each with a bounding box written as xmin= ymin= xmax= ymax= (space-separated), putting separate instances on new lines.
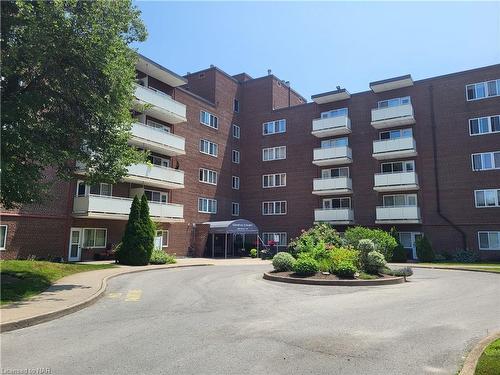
xmin=378 ymin=96 xmax=411 ymax=108
xmin=262 ymin=232 xmax=287 ymax=247
xmin=321 ymin=108 xmax=348 ymax=119
xmin=469 ymin=115 xmax=500 ymax=136
xmin=262 ymin=119 xmax=286 ymax=135
xmin=474 ymin=189 xmax=500 ymax=208
xmin=232 ymin=176 xmax=240 ymax=190
xmin=478 ymin=231 xmax=500 ymax=250
xmin=199 ymin=139 xmax=218 ymax=157
xmin=148 ymin=154 xmax=171 ymax=168
xmin=471 ymin=151 xmax=500 ymax=171
xmin=156 ymin=230 xmax=169 ymax=248
xmin=144 ymin=189 xmax=168 ymax=204
xmin=199 ymin=168 xmax=218 ymax=185
xmin=321 ymin=167 xmax=349 ymax=179
xmin=466 ymin=79 xmax=500 ymax=101
xmin=380 ymin=160 xmax=415 ymax=174
xmin=262 ymin=173 xmax=287 ymax=188
xmin=82 ymin=228 xmax=107 ymax=249
xmin=262 ymin=201 xmax=287 ymax=215
xmin=146 ymin=118 xmax=171 ymax=133
xmin=321 ymin=137 xmax=348 ymax=149
xmin=262 ymin=146 xmax=286 ymax=161
xmin=382 ymin=194 xmax=417 ymax=207
xmin=198 ymin=198 xmax=217 ymax=214
xmin=232 ymin=150 xmax=240 ymax=164
xmin=232 ymin=202 xmax=240 ymax=216
xmin=232 ymin=124 xmax=240 ymax=139
xmin=233 ymin=99 xmax=240 ymax=113
xmin=322 ymin=197 xmax=351 ymax=209
xmin=0 ymin=225 xmax=7 ymax=250
xmin=76 ymin=181 xmax=113 ymax=197
xmin=200 ymin=110 xmax=218 ymax=129
xmin=379 ymin=128 xmax=413 ymax=140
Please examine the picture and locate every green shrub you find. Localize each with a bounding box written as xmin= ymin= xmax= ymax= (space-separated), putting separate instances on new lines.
xmin=272 ymin=252 xmax=296 ymax=272
xmin=293 ymin=255 xmax=319 ymax=276
xmin=416 ymin=236 xmax=434 ymax=262
xmin=249 ymin=248 xmax=257 ymax=258
xmin=366 ymin=250 xmax=387 ymax=274
xmin=329 ymin=247 xmax=360 ymax=273
xmin=335 ymin=261 xmax=357 ymax=278
xmin=288 ymin=224 xmax=342 ymax=258
xmin=385 ymin=266 xmax=413 ymax=277
xmin=389 ymin=227 xmax=407 ymax=263
xmin=149 ymin=249 xmax=176 ymax=265
xmin=453 ymin=249 xmax=480 ymax=263
xmin=344 ymin=227 xmax=397 ymax=261
xmin=355 ymin=239 xmax=375 ymax=270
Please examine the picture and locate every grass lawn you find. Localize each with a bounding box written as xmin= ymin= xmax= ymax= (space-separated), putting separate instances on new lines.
xmin=0 ymin=260 xmax=115 ymax=305
xmin=475 ymin=338 xmax=500 ymax=375
xmin=412 ymin=262 xmax=500 ymax=273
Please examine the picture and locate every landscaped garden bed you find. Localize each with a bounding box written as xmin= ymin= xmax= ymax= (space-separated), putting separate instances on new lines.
xmin=263 ymin=270 xmax=404 ymax=286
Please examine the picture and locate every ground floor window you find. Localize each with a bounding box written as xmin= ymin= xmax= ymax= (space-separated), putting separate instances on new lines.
xmin=397 ymin=232 xmax=422 ymax=259
xmin=478 ymin=231 xmax=500 ymax=250
xmin=155 ymin=230 xmax=169 ymax=248
xmin=262 ymin=232 xmax=287 ymax=246
xmin=0 ymin=225 xmax=7 ymax=250
xmin=83 ymin=228 xmax=107 ymax=248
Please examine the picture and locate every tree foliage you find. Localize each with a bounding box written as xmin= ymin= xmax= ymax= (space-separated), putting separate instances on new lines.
xmin=1 ymin=0 xmax=147 ymax=208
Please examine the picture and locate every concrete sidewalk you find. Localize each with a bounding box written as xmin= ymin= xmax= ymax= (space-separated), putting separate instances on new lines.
xmin=0 ymin=258 xmax=271 ymax=332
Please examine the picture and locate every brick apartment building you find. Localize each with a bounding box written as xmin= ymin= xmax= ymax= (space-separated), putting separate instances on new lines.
xmin=1 ymin=55 xmax=499 ymax=261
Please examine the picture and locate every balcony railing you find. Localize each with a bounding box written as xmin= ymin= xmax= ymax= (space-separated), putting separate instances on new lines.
xmin=371 ymin=103 xmax=415 ymax=129
xmin=130 ymin=122 xmax=185 ymax=156
xmin=373 ymin=172 xmax=419 ymax=192
xmin=372 ymin=137 xmax=417 ymax=160
xmin=73 ymin=194 xmax=184 ymax=222
xmin=311 ymin=115 xmax=351 ymax=138
xmin=134 ymin=84 xmax=187 ymax=124
xmin=314 ymin=208 xmax=354 ymax=223
xmin=312 ymin=177 xmax=352 ymax=195
xmin=124 ymin=163 xmax=184 ymax=189
xmin=312 ymin=146 xmax=353 ymax=166
xmin=375 ymin=205 xmax=421 ymax=223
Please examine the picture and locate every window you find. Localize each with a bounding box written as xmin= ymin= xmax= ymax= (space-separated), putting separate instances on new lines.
xmin=262 ymin=201 xmax=287 ymax=215
xmin=382 ymin=194 xmax=417 ymax=207
xmin=146 ymin=119 xmax=171 ymax=133
xmin=155 ymin=230 xmax=169 ymax=248
xmin=233 ymin=99 xmax=240 ymax=113
xmin=262 ymin=146 xmax=286 ymax=161
xmin=475 ymin=189 xmax=500 ymax=207
xmin=321 ymin=108 xmax=348 ymax=119
xmin=472 ymin=151 xmax=500 ymax=171
xmin=378 ymin=96 xmax=411 ymax=108
xmin=232 ymin=202 xmax=240 ymax=216
xmin=321 ymin=167 xmax=349 ymax=179
xmin=200 ymin=139 xmax=218 ymax=157
xmin=262 ymin=173 xmax=286 ymax=188
xmin=144 ymin=189 xmax=168 ymax=203
xmin=262 ymin=232 xmax=287 ymax=246
xmin=322 ymin=197 xmax=351 ymax=209
xmin=148 ymin=155 xmax=171 ymax=168
xmin=321 ymin=137 xmax=348 ymax=149
xmin=0 ymin=225 xmax=7 ymax=250
xmin=381 ymin=160 xmax=415 ymax=174
xmin=466 ymin=79 xmax=500 ymax=101
xmin=76 ymin=181 xmax=112 ymax=197
xmin=478 ymin=231 xmax=500 ymax=250
xmin=198 ymin=198 xmax=217 ymax=213
xmin=379 ymin=128 xmax=413 ymax=140
xmin=83 ymin=228 xmax=107 ymax=248
xmin=232 ymin=176 xmax=240 ymax=190
xmin=263 ymin=119 xmax=286 ymax=135
xmin=469 ymin=115 xmax=500 ymax=136
xmin=200 ymin=110 xmax=218 ymax=129
xmin=199 ymin=168 xmax=218 ymax=185
xmin=232 ymin=124 xmax=240 ymax=139
xmin=232 ymin=150 xmax=240 ymax=164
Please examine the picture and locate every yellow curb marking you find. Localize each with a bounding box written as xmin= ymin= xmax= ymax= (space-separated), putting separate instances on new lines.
xmin=107 ymin=293 xmax=122 ymax=299
xmin=125 ymin=289 xmax=142 ymax=302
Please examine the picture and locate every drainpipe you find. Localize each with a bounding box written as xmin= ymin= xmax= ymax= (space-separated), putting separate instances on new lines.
xmin=429 ymin=85 xmax=467 ymax=249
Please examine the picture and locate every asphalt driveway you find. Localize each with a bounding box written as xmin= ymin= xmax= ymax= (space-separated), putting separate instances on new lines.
xmin=1 ymin=265 xmax=499 ymax=374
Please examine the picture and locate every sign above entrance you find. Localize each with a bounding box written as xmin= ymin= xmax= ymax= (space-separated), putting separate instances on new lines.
xmin=202 ymin=219 xmax=259 ymax=234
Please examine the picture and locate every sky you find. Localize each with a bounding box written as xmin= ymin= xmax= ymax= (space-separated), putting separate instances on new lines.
xmin=133 ymin=1 xmax=500 ymax=100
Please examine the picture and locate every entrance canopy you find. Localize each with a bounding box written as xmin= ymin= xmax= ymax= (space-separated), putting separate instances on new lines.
xmin=203 ymin=219 xmax=259 ymax=235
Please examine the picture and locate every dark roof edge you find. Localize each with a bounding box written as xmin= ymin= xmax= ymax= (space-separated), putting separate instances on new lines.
xmin=369 ymin=74 xmax=412 ymax=87
xmin=311 ymin=88 xmax=348 ymax=100
xmin=137 ymin=53 xmax=187 ymax=84
xmin=175 ymin=86 xmax=216 ymax=108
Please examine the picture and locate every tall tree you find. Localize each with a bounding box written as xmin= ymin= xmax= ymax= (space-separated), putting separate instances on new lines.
xmin=140 ymin=194 xmax=155 ymax=261
xmin=1 ymin=0 xmax=147 ymax=209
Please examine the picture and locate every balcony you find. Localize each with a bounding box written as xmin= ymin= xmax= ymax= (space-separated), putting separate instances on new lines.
xmin=134 ymin=84 xmax=187 ymax=124
xmin=313 ymin=146 xmax=353 ymax=166
xmin=123 ymin=163 xmax=184 ymax=189
xmin=73 ymin=195 xmax=184 ymax=222
xmin=371 ymin=104 xmax=415 ymax=129
xmin=375 ymin=206 xmax=421 ymax=224
xmin=311 ymin=115 xmax=351 ymax=138
xmin=373 ymin=172 xmax=419 ymax=192
xmin=312 ymin=177 xmax=352 ymax=195
xmin=314 ymin=208 xmax=354 ymax=224
xmin=130 ymin=122 xmax=185 ymax=156
xmin=372 ymin=137 xmax=417 ymax=160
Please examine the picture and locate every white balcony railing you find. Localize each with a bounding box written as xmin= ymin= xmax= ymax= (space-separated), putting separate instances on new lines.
xmin=372 ymin=137 xmax=417 ymax=160
xmin=314 ymin=208 xmax=354 ymax=223
xmin=73 ymin=194 xmax=184 ymax=222
xmin=312 ymin=177 xmax=352 ymax=195
xmin=313 ymin=146 xmax=353 ymax=166
xmin=311 ymin=115 xmax=351 ymax=137
xmin=375 ymin=206 xmax=421 ymax=223
xmin=125 ymin=163 xmax=184 ymax=189
xmin=371 ymin=103 xmax=415 ymax=129
xmin=134 ymin=84 xmax=187 ymax=124
xmin=130 ymin=122 xmax=185 ymax=156
xmin=374 ymin=172 xmax=419 ymax=192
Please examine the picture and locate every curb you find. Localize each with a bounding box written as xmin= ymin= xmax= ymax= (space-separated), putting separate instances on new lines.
xmin=390 ymin=264 xmax=500 ymax=275
xmin=263 ymin=272 xmax=405 ymax=286
xmin=0 ymin=263 xmax=213 ymax=333
xmin=459 ymin=330 xmax=500 ymax=375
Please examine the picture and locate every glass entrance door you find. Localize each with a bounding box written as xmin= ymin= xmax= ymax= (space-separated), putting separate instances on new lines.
xmin=68 ymin=228 xmax=82 ymax=262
